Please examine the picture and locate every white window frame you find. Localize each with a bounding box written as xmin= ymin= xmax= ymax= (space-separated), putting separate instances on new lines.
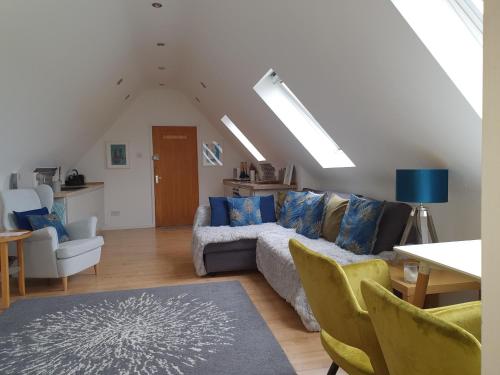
xmin=253 ymin=69 xmax=354 ymax=169
xmin=221 ymin=115 xmax=266 ymax=162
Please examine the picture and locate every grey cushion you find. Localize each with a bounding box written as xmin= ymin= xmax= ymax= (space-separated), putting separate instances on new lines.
xmin=204 ymin=239 xmax=258 ymax=273
xmin=56 ymin=236 xmax=104 ymax=259
xmin=373 ymin=202 xmax=412 ymax=254
xmin=204 ymin=239 xmax=257 ymax=254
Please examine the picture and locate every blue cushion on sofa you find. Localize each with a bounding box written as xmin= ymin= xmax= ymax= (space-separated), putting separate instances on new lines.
xmin=278 ymin=191 xmax=308 ymax=228
xmin=227 ymin=197 xmax=263 ymax=226
xmin=260 ymin=195 xmax=276 ymax=223
xmin=296 ymin=192 xmax=326 ymax=239
xmin=28 ymin=213 xmax=70 ymax=243
xmin=335 ymin=194 xmax=385 ymax=255
xmin=209 ymin=197 xmax=230 ymax=226
xmin=13 ymin=207 xmax=49 ymax=230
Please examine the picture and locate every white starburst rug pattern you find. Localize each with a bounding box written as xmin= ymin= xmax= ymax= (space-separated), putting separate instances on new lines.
xmin=0 ymin=282 xmax=295 ymax=375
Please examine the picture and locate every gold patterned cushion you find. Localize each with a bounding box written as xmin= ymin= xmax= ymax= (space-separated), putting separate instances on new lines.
xmin=275 ymin=191 xmax=288 ymax=221
xmin=322 ymin=194 xmax=349 ymax=242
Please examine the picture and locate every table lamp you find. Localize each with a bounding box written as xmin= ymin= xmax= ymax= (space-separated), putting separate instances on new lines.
xmin=396 ymin=169 xmax=448 ymax=244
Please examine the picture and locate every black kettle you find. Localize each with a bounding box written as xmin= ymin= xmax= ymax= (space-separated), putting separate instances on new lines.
xmin=65 ymin=169 xmax=85 ymax=186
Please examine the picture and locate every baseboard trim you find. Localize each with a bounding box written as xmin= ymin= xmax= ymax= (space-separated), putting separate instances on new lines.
xmin=101 ymin=224 xmax=155 ymax=231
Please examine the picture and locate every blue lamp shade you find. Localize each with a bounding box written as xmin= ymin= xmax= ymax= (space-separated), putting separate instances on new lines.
xmin=396 ymin=169 xmax=448 ymax=203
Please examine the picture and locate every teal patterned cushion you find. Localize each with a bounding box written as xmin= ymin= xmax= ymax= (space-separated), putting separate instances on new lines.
xmin=227 ymin=197 xmax=263 ymax=227
xmin=296 ymin=192 xmax=326 ymax=239
xmin=27 ymin=213 xmax=70 ymax=243
xmin=335 ymin=194 xmax=385 ymax=255
xmin=278 ymin=191 xmax=309 ymax=228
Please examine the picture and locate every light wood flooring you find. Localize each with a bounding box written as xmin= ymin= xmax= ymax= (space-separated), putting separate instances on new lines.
xmin=2 ymin=227 xmax=348 ymax=375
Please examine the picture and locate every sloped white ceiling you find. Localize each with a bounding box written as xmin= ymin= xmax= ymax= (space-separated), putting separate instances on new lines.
xmin=0 ymin=0 xmax=143 ymax=188
xmin=0 ymin=0 xmax=481 ymax=239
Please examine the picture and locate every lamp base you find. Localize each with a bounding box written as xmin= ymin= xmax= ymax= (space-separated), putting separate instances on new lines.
xmin=400 ymin=204 xmax=439 ymax=245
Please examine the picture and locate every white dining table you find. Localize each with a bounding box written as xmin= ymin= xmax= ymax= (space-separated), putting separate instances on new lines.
xmin=394 ymin=240 xmax=481 ymax=307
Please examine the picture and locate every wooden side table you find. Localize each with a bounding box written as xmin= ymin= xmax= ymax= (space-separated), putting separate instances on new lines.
xmin=389 ymin=262 xmax=480 ymax=304
xmin=0 ymin=231 xmax=32 ymax=308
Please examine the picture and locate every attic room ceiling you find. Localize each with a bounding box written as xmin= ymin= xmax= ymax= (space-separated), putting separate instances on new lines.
xmin=0 ymin=0 xmax=481 ymax=196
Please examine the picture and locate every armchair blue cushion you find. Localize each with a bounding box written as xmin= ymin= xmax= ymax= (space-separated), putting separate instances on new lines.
xmin=227 ymin=197 xmax=262 ymax=226
xmin=13 ymin=207 xmax=49 ymax=230
xmin=335 ymin=194 xmax=385 ymax=255
xmin=28 ymin=213 xmax=70 ymax=243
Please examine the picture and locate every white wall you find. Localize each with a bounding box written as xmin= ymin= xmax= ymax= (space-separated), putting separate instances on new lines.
xmin=75 ymin=89 xmax=246 ymax=229
xmin=482 ymin=1 xmax=500 ymax=373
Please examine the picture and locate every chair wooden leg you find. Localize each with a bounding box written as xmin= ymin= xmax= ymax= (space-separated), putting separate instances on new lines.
xmin=94 ymin=264 xmax=99 ymax=276
xmin=62 ymin=277 xmax=68 ymax=292
xmin=327 ymin=362 xmax=339 ymax=375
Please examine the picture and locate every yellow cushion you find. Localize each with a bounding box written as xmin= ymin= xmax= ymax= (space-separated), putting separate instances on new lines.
xmin=322 ymin=194 xmax=349 ymax=242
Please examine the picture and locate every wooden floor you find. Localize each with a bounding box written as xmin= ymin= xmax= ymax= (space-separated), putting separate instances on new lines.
xmin=1 ymin=227 xmax=348 ymax=375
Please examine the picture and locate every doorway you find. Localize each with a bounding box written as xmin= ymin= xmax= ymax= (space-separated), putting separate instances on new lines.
xmin=152 ymin=126 xmax=199 ymax=227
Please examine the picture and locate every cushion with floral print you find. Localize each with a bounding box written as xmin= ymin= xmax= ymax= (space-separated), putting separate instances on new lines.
xmin=295 ymin=192 xmax=326 ymax=239
xmin=227 ymin=196 xmax=263 ymax=227
xmin=335 ymin=194 xmax=385 ymax=255
xmin=278 ymin=191 xmax=309 ymax=229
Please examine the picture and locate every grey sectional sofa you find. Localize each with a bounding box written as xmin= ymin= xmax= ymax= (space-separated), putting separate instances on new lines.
xmin=191 ymin=192 xmax=412 ymax=331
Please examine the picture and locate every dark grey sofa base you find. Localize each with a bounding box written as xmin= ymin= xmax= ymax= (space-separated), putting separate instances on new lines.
xmin=203 ymin=239 xmax=257 ymax=274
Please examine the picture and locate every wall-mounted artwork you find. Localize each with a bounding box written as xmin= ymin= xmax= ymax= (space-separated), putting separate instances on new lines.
xmin=202 ymin=141 xmax=223 ymax=166
xmin=106 ymin=142 xmax=130 ymax=169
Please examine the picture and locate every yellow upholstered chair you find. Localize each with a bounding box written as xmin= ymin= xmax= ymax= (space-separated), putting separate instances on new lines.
xmin=289 ymin=239 xmax=391 ymax=375
xmin=361 ymin=279 xmax=481 ymax=375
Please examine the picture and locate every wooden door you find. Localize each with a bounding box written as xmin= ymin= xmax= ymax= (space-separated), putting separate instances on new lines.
xmin=152 ymin=126 xmax=199 ymax=226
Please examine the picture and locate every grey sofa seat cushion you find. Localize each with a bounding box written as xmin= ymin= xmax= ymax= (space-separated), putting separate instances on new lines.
xmin=204 ymin=239 xmax=257 ymax=254
xmin=56 ymin=236 xmax=104 ymax=259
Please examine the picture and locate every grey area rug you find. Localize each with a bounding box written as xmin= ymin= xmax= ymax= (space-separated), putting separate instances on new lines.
xmin=0 ymin=281 xmax=295 ymax=375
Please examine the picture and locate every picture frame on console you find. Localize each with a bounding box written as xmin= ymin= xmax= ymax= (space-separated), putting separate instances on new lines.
xmin=283 ymin=163 xmax=294 ymax=185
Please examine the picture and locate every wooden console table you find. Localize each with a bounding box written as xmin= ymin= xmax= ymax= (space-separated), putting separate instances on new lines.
xmin=223 ymin=179 xmax=296 ymax=197
xmin=0 ymin=231 xmax=31 ymax=308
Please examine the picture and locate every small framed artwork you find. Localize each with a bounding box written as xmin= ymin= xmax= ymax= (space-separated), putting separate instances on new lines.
xmin=106 ymin=142 xmax=130 ymax=169
xmin=202 ymin=141 xmax=223 ymax=166
xmin=283 ymin=163 xmax=295 ymax=185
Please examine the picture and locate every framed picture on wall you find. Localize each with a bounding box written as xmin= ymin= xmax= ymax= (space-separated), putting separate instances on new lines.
xmin=106 ymin=142 xmax=130 ymax=169
xmin=202 ymin=141 xmax=223 ymax=166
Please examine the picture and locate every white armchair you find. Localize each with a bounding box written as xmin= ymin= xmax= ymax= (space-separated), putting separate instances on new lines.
xmin=0 ymin=185 xmax=103 ymax=291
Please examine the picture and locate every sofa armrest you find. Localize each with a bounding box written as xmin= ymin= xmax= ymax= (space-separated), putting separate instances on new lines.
xmin=65 ymin=216 xmax=97 ymax=240
xmin=430 ymin=301 xmax=482 ymax=342
xmin=193 ymin=205 xmax=211 ymax=229
xmin=25 ymin=227 xmax=59 ymax=252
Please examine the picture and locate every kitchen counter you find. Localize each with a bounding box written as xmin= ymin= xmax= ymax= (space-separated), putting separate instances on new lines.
xmin=53 ymin=182 xmax=104 ymax=199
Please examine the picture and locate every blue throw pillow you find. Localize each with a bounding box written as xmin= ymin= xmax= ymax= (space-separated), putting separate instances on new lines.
xmin=260 ymin=195 xmax=276 ymax=223
xmin=209 ymin=197 xmax=229 ymax=226
xmin=335 ymin=195 xmax=385 ymax=255
xmin=227 ymin=197 xmax=263 ymax=227
xmin=13 ymin=207 xmax=49 ymax=230
xmin=296 ymin=192 xmax=326 ymax=239
xmin=278 ymin=191 xmax=308 ymax=228
xmin=27 ymin=214 xmax=70 ymax=243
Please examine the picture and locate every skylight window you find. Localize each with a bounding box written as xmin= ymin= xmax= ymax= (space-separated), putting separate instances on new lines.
xmin=221 ymin=115 xmax=266 ymax=162
xmin=253 ymin=69 xmax=355 ymax=168
xmin=390 ymin=0 xmax=482 ymax=116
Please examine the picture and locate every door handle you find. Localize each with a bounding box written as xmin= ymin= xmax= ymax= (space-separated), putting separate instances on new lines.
xmin=155 ymin=175 xmax=162 ymax=184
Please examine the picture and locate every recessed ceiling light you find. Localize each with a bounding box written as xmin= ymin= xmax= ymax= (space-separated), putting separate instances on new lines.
xmin=200 ymin=81 xmax=207 ymax=89
xmin=156 ymin=42 xmax=165 ymax=47
xmin=195 ymin=97 xmax=201 ymax=103
xmin=124 ymin=94 xmax=131 ymax=100
xmin=116 ymin=78 xmax=123 ymax=86
xmin=158 ymin=66 xmax=166 ymax=70
xmin=152 ymin=2 xmax=162 ymax=8
xmin=159 ymin=83 xmax=165 ymax=86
